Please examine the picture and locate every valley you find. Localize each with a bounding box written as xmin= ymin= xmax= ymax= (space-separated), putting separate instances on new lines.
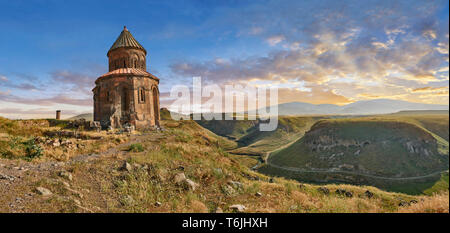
xmin=0 ymin=109 xmax=448 ymax=212
xmin=197 ymin=112 xmax=449 ymax=195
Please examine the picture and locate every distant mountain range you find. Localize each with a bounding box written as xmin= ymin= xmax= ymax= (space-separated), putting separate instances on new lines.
xmin=68 ymin=99 xmax=449 ymax=120
xmin=265 ymin=99 xmax=449 ymax=116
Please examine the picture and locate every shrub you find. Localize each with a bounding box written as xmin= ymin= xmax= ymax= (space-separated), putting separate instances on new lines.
xmin=24 ymin=138 xmax=43 ymax=160
xmin=129 ymin=143 xmax=144 ymax=152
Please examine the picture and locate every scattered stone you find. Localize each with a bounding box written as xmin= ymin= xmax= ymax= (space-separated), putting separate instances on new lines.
xmin=58 ymin=171 xmax=73 ymax=181
xmin=155 ymin=201 xmax=162 ymax=207
xmin=35 ymin=187 xmax=52 ymax=196
xmin=398 ymin=201 xmax=410 ymax=207
xmin=298 ymin=184 xmax=306 ymax=189
xmin=410 ymin=200 xmax=418 ymax=204
xmin=133 ymin=163 xmax=142 ymax=169
xmin=269 ymin=177 xmax=274 ymax=183
xmin=241 ymin=172 xmax=260 ymax=181
xmin=0 ymin=174 xmax=15 ymax=181
xmin=184 ymin=179 xmax=199 ymax=191
xmin=221 ymin=185 xmax=236 ymax=196
xmin=52 ymin=139 xmax=61 ymax=147
xmin=215 ymin=207 xmax=223 ymax=213
xmin=364 ymin=190 xmax=374 ymax=199
xmin=120 ymin=161 xmax=132 ymax=172
xmin=229 ymin=204 xmax=246 ymax=213
xmin=335 ymin=189 xmax=353 ymax=197
xmin=228 ymin=181 xmax=244 ymax=190
xmin=172 ymin=173 xmax=199 ymax=191
xmin=255 ymin=192 xmax=263 ymax=197
xmin=173 ymin=172 xmax=187 ymax=185
xmin=124 ymin=124 xmax=135 ymax=133
xmin=317 ymin=187 xmax=330 ymax=195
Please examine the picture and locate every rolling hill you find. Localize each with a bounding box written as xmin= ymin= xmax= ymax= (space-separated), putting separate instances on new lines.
xmin=259 ymin=117 xmax=449 ymax=194
xmin=68 ymin=113 xmax=93 ymax=121
xmin=261 ymin=99 xmax=448 ymax=116
xmin=196 ymin=116 xmax=326 ymax=156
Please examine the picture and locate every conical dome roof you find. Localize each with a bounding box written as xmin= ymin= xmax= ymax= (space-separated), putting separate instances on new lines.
xmin=107 ymin=26 xmax=146 ymax=56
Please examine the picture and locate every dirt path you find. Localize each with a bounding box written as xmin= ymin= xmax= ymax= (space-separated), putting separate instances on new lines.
xmin=265 ymin=161 xmax=447 ymax=180
xmin=0 ymin=132 xmax=157 ymax=213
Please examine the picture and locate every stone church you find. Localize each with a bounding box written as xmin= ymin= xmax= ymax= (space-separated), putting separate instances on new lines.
xmin=93 ymin=26 xmax=160 ymax=129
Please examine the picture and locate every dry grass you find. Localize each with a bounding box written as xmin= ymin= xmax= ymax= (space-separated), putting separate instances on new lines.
xmin=0 ymin=117 xmax=448 ymax=213
xmin=398 ymin=192 xmax=449 ymax=213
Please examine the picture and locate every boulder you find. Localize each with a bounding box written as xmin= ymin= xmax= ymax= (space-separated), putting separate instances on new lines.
xmin=398 ymin=201 xmax=410 ymax=207
xmin=173 ymin=173 xmax=199 ymax=191
xmin=120 ymin=161 xmax=132 ymax=172
xmin=58 ymin=171 xmax=73 ymax=181
xmin=0 ymin=173 xmax=15 ymax=181
xmin=364 ymin=190 xmax=374 ymax=199
xmin=317 ymin=187 xmax=330 ymax=195
xmin=36 ymin=187 xmax=52 ymax=196
xmin=173 ymin=172 xmax=187 ymax=185
xmin=183 ymin=179 xmax=199 ymax=191
xmin=410 ymin=200 xmax=418 ymax=204
xmin=335 ymin=189 xmax=353 ymax=197
xmin=229 ymin=204 xmax=246 ymax=213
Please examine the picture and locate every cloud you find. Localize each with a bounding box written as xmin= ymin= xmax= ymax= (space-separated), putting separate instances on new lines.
xmin=50 ymin=70 xmax=97 ymax=95
xmin=266 ymin=35 xmax=285 ymax=46
xmin=0 ymin=75 xmax=8 ymax=81
xmin=0 ymin=108 xmax=80 ymax=116
xmin=169 ymin=0 xmax=449 ymax=105
xmin=0 ymin=92 xmax=92 ymax=106
xmin=412 ymin=86 xmax=449 ymax=93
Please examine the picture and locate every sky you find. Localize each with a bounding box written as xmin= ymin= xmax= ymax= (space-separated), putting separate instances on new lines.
xmin=0 ymin=0 xmax=448 ymax=119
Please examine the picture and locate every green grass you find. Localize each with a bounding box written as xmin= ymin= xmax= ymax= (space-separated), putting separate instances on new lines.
xmin=424 ymin=172 xmax=449 ymax=195
xmin=128 ymin=143 xmax=145 ymax=152
xmin=262 ymin=117 xmax=449 ymax=195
